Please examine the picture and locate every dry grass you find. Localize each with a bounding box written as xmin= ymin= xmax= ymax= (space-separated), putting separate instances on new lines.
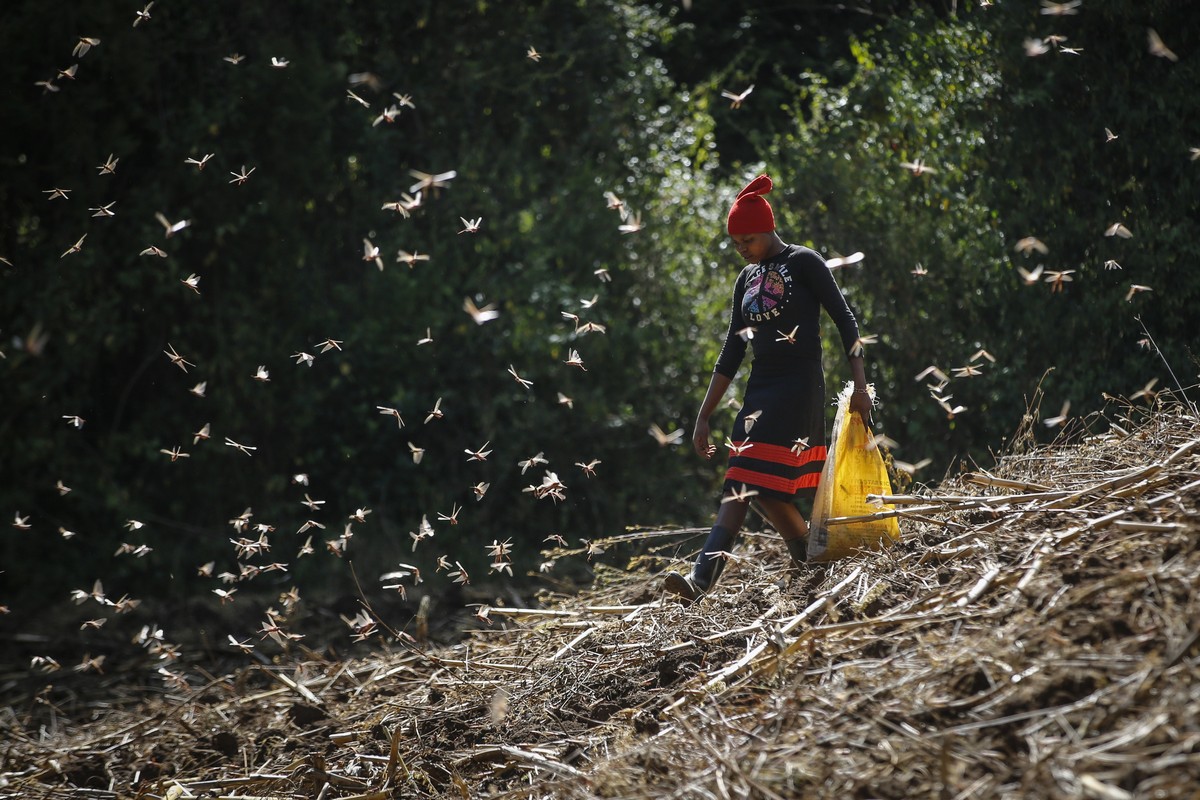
xmin=3 ymin=398 xmax=1200 ymax=799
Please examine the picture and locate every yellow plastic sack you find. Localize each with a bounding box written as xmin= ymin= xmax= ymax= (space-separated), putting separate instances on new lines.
xmin=807 ymin=384 xmax=901 ymax=562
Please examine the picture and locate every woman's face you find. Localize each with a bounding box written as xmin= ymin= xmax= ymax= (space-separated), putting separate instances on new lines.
xmin=730 ymin=232 xmax=774 ymax=263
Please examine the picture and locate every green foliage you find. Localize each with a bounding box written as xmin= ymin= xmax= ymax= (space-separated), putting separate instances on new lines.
xmin=759 ymin=11 xmax=1014 ymax=471
xmin=720 ymin=4 xmax=1200 ymax=476
xmin=0 ymin=0 xmax=724 ymax=615
xmin=980 ymin=1 xmax=1200 ymax=421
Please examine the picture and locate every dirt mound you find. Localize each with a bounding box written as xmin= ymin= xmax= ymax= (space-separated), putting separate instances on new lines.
xmin=3 ymin=400 xmax=1199 ymax=799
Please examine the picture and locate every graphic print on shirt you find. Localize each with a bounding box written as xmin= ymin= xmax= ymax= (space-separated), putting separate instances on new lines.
xmin=742 ymin=262 xmax=793 ymax=323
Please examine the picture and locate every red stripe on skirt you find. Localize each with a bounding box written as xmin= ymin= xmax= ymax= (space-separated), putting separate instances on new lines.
xmin=725 ymin=466 xmax=821 ymax=494
xmin=728 ymin=441 xmax=826 ymax=467
xmin=724 ymin=444 xmax=827 ymax=495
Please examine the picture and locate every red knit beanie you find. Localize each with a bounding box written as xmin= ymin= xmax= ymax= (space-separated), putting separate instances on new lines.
xmin=726 ymin=174 xmax=775 ymax=235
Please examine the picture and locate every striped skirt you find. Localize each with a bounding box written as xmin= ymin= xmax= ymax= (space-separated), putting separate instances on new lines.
xmin=722 ymin=360 xmax=827 ymax=502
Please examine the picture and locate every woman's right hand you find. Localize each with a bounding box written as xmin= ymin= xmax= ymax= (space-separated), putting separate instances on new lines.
xmin=693 ymin=417 xmax=716 ymax=459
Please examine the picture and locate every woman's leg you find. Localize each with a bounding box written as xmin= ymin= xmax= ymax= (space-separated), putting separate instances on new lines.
xmin=755 ymin=497 xmax=810 ymax=565
xmin=714 ymin=495 xmax=751 ymax=531
xmin=755 ymin=497 xmax=808 ymax=538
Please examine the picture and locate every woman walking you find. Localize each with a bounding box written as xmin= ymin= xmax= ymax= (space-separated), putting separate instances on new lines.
xmin=664 ymin=174 xmax=873 ymax=602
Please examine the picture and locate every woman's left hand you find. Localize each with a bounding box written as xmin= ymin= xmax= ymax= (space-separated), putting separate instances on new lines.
xmin=850 ymin=389 xmax=873 ymax=427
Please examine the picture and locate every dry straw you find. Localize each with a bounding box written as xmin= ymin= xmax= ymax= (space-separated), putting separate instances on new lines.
xmin=3 ymin=397 xmax=1199 ymax=798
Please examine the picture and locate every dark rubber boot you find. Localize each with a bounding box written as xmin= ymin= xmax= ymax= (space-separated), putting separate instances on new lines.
xmin=664 ymin=525 xmax=738 ymax=603
xmin=784 ymin=536 xmax=808 ymax=569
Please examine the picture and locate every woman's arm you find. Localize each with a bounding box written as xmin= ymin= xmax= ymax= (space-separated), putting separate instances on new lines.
xmin=693 ymin=371 xmax=732 ymax=459
xmin=712 ymin=269 xmax=749 ymax=380
xmin=800 ymin=250 xmax=873 ymax=424
xmin=848 ymin=354 xmax=872 ymax=423
xmin=699 ymin=270 xmax=748 ymax=456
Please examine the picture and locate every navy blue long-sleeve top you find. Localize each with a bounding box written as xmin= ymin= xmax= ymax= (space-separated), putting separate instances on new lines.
xmin=714 ymin=244 xmax=861 ymax=379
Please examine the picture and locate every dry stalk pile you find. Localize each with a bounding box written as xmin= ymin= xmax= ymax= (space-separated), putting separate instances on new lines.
xmin=3 ymin=402 xmax=1199 ymax=799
